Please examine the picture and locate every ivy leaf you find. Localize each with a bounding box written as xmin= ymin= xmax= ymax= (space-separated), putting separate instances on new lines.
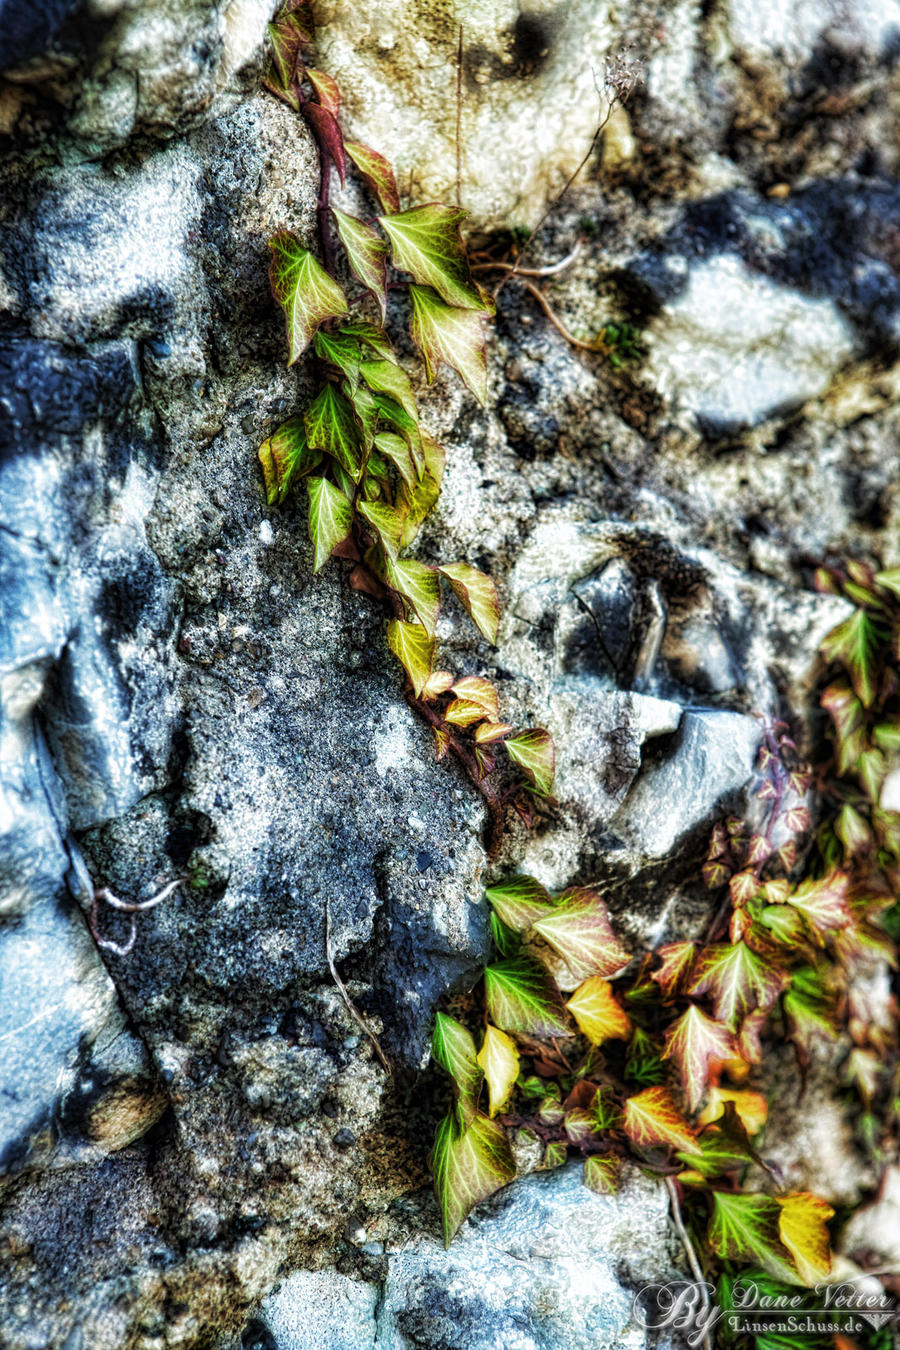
xmin=422 ymin=670 xmax=454 ymax=699
xmin=444 ymin=698 xmax=488 ymax=727
xmin=432 ymin=1012 xmax=482 ymax=1122
xmin=835 ymin=802 xmax=871 ymax=857
xmin=360 ymin=359 xmax=419 ymax=425
xmin=305 ymin=66 xmax=340 ymax=116
xmin=623 ymin=1086 xmax=697 ymax=1154
xmin=787 ymin=871 xmax=852 ymax=939
xmin=531 ymin=888 xmax=630 ymax=981
xmin=476 ymin=1025 xmax=519 ymax=1118
xmin=776 ymin=1194 xmax=834 ymax=1286
xmin=437 ymin=562 xmax=500 ymax=644
xmin=651 ymin=942 xmax=697 ymax=1000
xmin=303 ymin=101 xmax=346 ymax=184
xmin=257 ymin=416 xmax=322 ymax=506
xmin=584 ymin=1155 xmax=621 ymax=1196
xmin=268 ymin=16 xmax=307 ymax=94
xmin=385 ymin=558 xmax=441 ymax=636
xmin=338 ymin=319 xmax=397 ymax=364
xmin=331 ymin=208 xmax=389 ymax=322
xmin=483 ymin=955 xmax=571 ymax=1038
xmin=707 ymin=1192 xmax=798 ymax=1283
xmin=819 ymin=608 xmax=883 ymax=707
xmin=489 ymin=910 xmax=521 ymax=958
xmin=698 ymin=1087 xmax=768 ymax=1137
xmin=269 ymin=232 xmax=348 ymax=363
xmin=451 ymin=676 xmax=499 ymax=720
xmin=676 ymin=1129 xmax=755 ymax=1180
xmin=314 ymin=329 xmax=364 ymax=388
xmin=484 ymin=876 xmax=553 ymax=932
xmin=688 ymin=941 xmax=788 ymax=1031
xmin=306 ymin=476 xmax=354 ymax=572
xmin=505 ymin=728 xmax=556 ymax=798
xmin=344 ymin=380 xmax=378 ymax=449
xmin=662 ymin=1005 xmax=737 ymax=1113
xmin=358 ymin=499 xmax=405 ymax=561
xmin=475 ymin=721 xmax=513 ymax=744
xmin=433 ymin=727 xmax=451 ymax=761
xmin=397 ymin=431 xmax=445 ymax=546
xmin=410 ymin=284 xmax=489 ymax=404
xmin=344 ymin=140 xmax=401 ymax=213
xmin=783 ymin=966 xmax=840 ymax=1060
xmin=374 ymin=432 xmax=419 ymax=489
xmin=431 ymin=1110 xmax=515 ymax=1247
xmin=565 ymin=977 xmax=631 ymax=1046
xmin=305 ymin=385 xmax=363 ymax=478
xmin=378 ymin=205 xmax=489 ymax=310
xmin=564 ymin=1109 xmax=595 ymax=1145
xmin=544 ymin=1140 xmax=568 ymax=1169
xmin=386 ymin=619 xmax=435 ymax=697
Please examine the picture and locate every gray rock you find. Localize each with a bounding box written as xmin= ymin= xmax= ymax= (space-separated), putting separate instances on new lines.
xmin=258 ymin=1271 xmax=378 ymax=1350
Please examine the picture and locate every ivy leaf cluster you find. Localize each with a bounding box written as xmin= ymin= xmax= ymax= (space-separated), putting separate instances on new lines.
xmin=259 ymin=2 xmax=556 ymax=835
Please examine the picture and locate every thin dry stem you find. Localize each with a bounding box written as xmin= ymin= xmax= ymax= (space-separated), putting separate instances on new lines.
xmin=90 ymin=878 xmax=183 ymax=956
xmin=664 ymin=1176 xmax=714 ymax=1350
xmin=325 ymin=897 xmax=392 ymax=1076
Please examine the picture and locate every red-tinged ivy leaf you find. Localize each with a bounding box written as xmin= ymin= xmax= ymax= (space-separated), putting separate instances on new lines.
xmin=623 ymin=1086 xmax=697 ymax=1154
xmin=432 ymin=1012 xmax=482 ymax=1121
xmin=857 ymin=747 xmax=886 ymax=801
xmin=662 ymin=1005 xmax=737 ymax=1113
xmin=702 ymin=858 xmax=731 ymax=890
xmin=360 ymin=359 xmax=419 ymax=426
xmin=475 ymin=721 xmax=513 ymax=744
xmin=306 ymin=475 xmax=354 ymax=573
xmin=819 ymin=608 xmax=883 ymax=707
xmin=344 ymin=140 xmax=401 ymax=214
xmin=537 ymin=1097 xmax=565 ymax=1125
xmin=269 ymin=232 xmax=348 ymax=363
xmin=374 ymin=432 xmax=418 ymax=489
xmin=835 ymin=802 xmax=872 ymax=857
xmin=762 ymin=878 xmax=791 ymax=904
xmin=264 ymin=65 xmax=301 ymax=111
xmin=651 ymin=942 xmax=697 ymax=1000
xmin=544 ymin=1141 xmax=568 ymax=1169
xmin=505 ymin=728 xmax=555 ymax=798
xmin=783 ymin=805 xmax=811 ymax=833
xmin=736 ymin=1007 xmax=769 ymax=1065
xmin=730 ymin=870 xmax=761 ymax=906
xmin=777 ymin=1193 xmax=834 ymax=1286
xmin=729 ymin=907 xmax=752 ymax=944
xmin=531 ymin=888 xmax=629 ymax=981
xmin=379 ymin=205 xmax=490 ymax=310
xmin=474 ymin=740 xmax=496 ymax=773
xmin=304 ymin=384 xmax=364 ymax=479
xmin=422 ymin=670 xmax=454 ymax=699
xmin=303 ymin=101 xmax=346 ymax=184
xmin=257 ymin=416 xmax=322 ymax=506
xmin=483 ymin=955 xmax=571 ymax=1038
xmin=776 ymin=839 xmax=798 ymax=871
xmin=688 ymin=941 xmax=788 ymax=1030
xmin=564 ymin=1109 xmax=595 ymax=1145
xmin=698 ymin=1087 xmax=768 ymax=1136
xmin=584 ymin=1154 xmax=621 ymax=1196
xmin=787 ymin=871 xmax=851 ymax=938
xmin=438 ymin=562 xmax=500 ymax=645
xmin=476 ymin=1024 xmax=519 ymax=1118
xmin=431 ymin=1110 xmax=516 ymax=1247
xmin=385 ymin=558 xmax=441 ymax=636
xmin=707 ymin=822 xmax=729 ymax=857
xmin=707 ymin=1192 xmax=799 ymax=1283
xmin=444 ymin=698 xmax=487 ymax=728
xmin=745 ymin=835 xmax=773 ymax=868
xmin=358 ymin=499 xmax=405 ymax=562
xmin=305 ymin=66 xmax=340 ymax=115
xmin=484 ymin=876 xmax=553 ymax=931
xmin=451 ymin=676 xmax=499 ymax=720
xmin=565 ymin=977 xmax=631 ymax=1046
xmin=410 ymin=284 xmax=489 ymax=404
xmin=330 ymin=208 xmax=388 ymax=322
xmin=386 ymin=618 xmax=434 ymax=697
xmin=268 ymin=12 xmax=309 ymax=89
xmin=434 ymin=727 xmax=451 ymax=761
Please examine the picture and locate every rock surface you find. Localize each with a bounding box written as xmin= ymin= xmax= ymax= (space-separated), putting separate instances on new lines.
xmin=0 ymin=0 xmax=898 ymax=1346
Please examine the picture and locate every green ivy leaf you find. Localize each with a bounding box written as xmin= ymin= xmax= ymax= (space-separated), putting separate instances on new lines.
xmin=544 ymin=1140 xmax=568 ymax=1169
xmin=485 ymin=875 xmax=553 ymax=931
xmin=315 ymin=330 xmax=363 ymax=388
xmin=360 ymin=359 xmax=419 ymax=426
xmin=358 ymin=499 xmax=405 ymax=561
xmin=819 ymin=608 xmax=884 ymax=708
xmin=374 ymin=432 xmax=419 ymax=489
xmin=304 ymin=385 xmax=363 ymax=478
xmin=584 ymin=1155 xmax=621 ymax=1195
xmin=531 ymin=887 xmax=630 ymax=982
xmin=687 ymin=941 xmax=788 ymax=1031
xmin=431 ymin=1110 xmax=515 ymax=1247
xmin=344 ymin=141 xmax=401 ymax=214
xmin=268 ymin=8 xmax=310 ymax=91
xmin=257 ymin=416 xmax=322 ymax=506
xmin=338 ymin=320 xmax=398 ymax=363
xmin=707 ymin=1192 xmax=799 ymax=1284
xmin=378 ymin=205 xmax=489 ymax=310
xmin=676 ymin=1129 xmax=755 ymax=1180
xmin=410 ymin=284 xmax=488 ymax=404
xmin=385 ymin=558 xmax=442 ymax=636
xmin=386 ymin=618 xmax=435 ymax=697
xmin=269 ymin=231 xmax=348 ymax=363
xmin=332 ymin=208 xmax=389 ymax=322
xmin=489 ymin=910 xmax=521 ymax=958
xmin=397 ymin=432 xmax=444 ymax=547
xmin=483 ymin=955 xmax=570 ymax=1038
xmin=432 ymin=1011 xmax=482 ymax=1121
xmin=504 ymin=728 xmax=555 ymax=797
xmin=345 ymin=380 xmax=378 ymax=450
xmin=437 ymin=562 xmax=500 ymax=645
xmin=306 ymin=475 xmax=354 ymax=572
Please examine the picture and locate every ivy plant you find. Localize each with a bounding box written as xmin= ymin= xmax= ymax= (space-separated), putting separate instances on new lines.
xmin=430 ymin=568 xmax=900 ymax=1347
xmin=260 ymin=1 xmax=555 ymax=842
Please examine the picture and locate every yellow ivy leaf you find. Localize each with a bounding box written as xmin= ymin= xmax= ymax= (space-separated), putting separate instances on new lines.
xmin=476 ymin=1025 xmax=519 ymax=1118
xmin=698 ymin=1087 xmax=768 ymax=1136
xmin=777 ymin=1192 xmax=834 ymax=1286
xmin=565 ymin=977 xmax=631 ymax=1046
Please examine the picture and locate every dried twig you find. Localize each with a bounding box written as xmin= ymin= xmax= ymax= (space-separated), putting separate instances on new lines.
xmin=516 ymin=277 xmax=602 ymax=352
xmin=455 ymin=23 xmax=464 ymax=207
xmin=90 ymin=878 xmax=183 ymax=957
xmin=471 ymin=242 xmax=583 ymax=278
xmin=665 ymin=1176 xmax=714 ymax=1350
xmin=325 ymin=897 xmax=392 ymax=1076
